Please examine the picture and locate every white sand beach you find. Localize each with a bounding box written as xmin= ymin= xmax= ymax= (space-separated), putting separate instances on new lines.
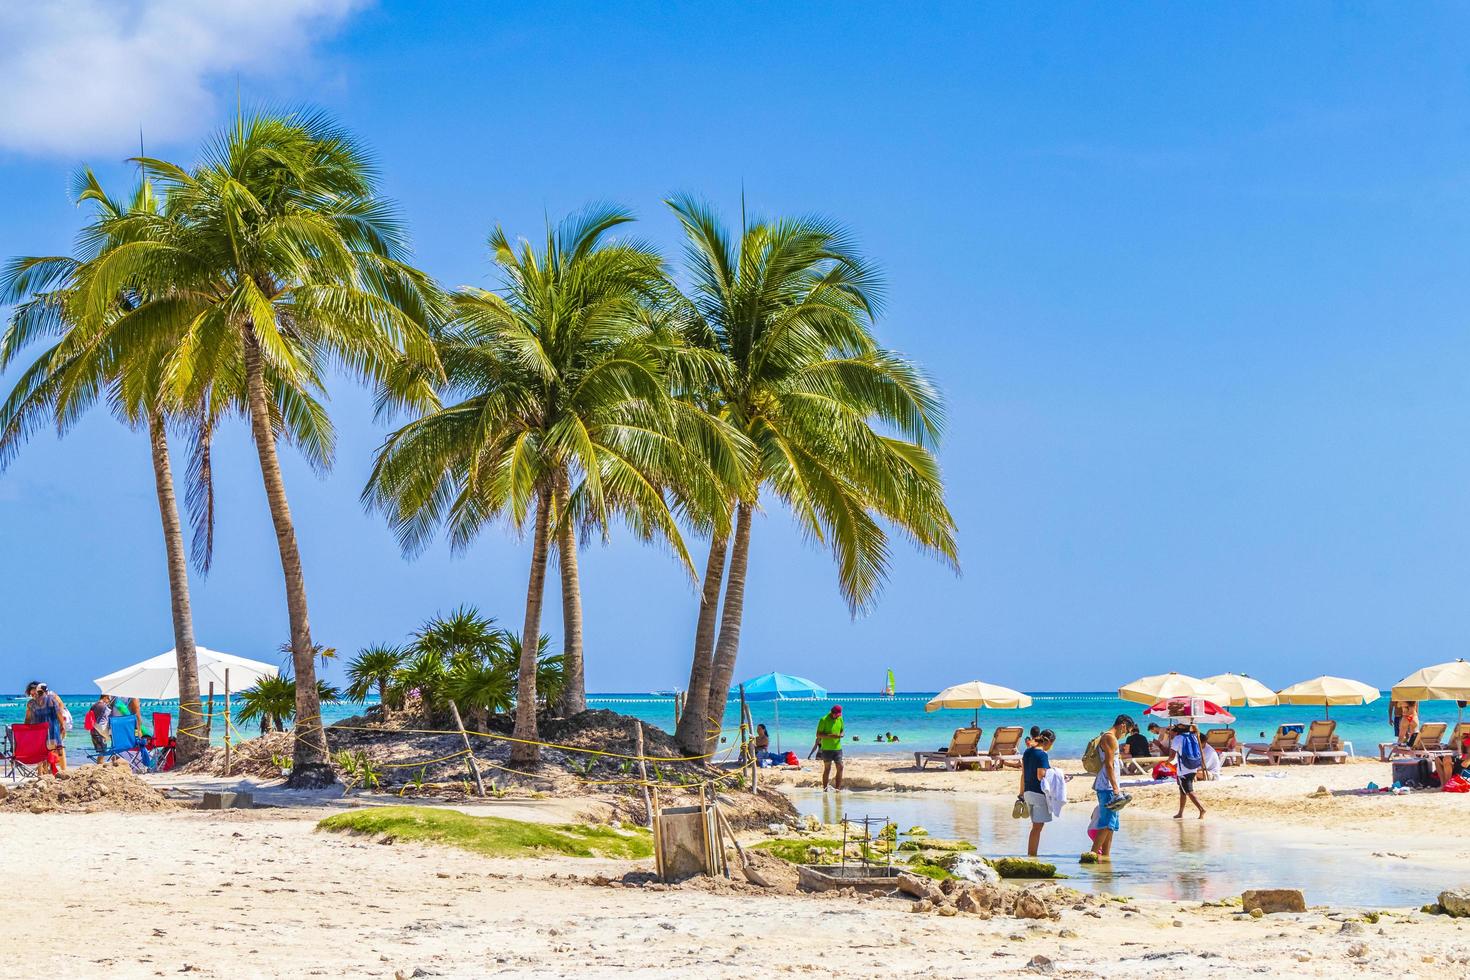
xmin=4 ymin=757 xmax=1470 ymax=979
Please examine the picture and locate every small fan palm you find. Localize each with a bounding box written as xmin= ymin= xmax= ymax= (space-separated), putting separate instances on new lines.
xmin=238 ymin=675 xmax=340 ymax=733
xmin=344 ymin=643 xmax=407 ymax=705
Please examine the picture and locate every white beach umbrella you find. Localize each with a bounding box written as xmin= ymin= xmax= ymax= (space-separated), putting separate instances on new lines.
xmin=926 ymin=680 xmax=1033 ymax=726
xmin=1118 ymin=672 xmax=1229 ymax=706
xmin=1276 ymin=675 xmax=1380 ymax=719
xmin=94 ymin=647 xmax=278 ymax=699
xmin=1202 ymin=673 xmax=1279 ymax=707
xmin=1391 ymin=660 xmax=1470 ymax=702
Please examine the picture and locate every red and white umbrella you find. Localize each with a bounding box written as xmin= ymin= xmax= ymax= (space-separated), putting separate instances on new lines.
xmin=1146 ymin=697 xmax=1235 ymax=725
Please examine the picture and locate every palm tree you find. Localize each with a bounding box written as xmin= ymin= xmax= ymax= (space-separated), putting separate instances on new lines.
xmin=80 ymin=109 xmax=443 ymax=783
xmin=238 ymin=674 xmax=341 ymax=733
xmin=366 ymin=206 xmax=702 ymax=764
xmin=0 ymin=171 xmax=216 ymax=766
xmin=665 ymin=196 xmax=959 ymax=754
xmin=344 ymin=643 xmax=407 ymax=705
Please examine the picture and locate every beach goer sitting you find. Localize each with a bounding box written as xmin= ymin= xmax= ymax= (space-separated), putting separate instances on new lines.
xmin=814 ymin=705 xmax=845 ymax=791
xmin=1168 ymin=724 xmax=1206 ymax=819
xmin=25 ymin=681 xmax=68 ymax=772
xmin=753 ymin=724 xmax=782 ymax=766
xmin=1019 ymin=728 xmax=1057 ymax=856
xmin=1122 ymin=722 xmax=1151 ymax=759
xmin=1146 ymin=723 xmax=1170 ymax=756
xmin=1083 ymin=715 xmax=1131 ymax=863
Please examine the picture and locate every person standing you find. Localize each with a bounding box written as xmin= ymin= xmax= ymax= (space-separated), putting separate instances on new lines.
xmin=814 ymin=705 xmax=845 ymax=791
xmin=1168 ymin=724 xmax=1207 ymax=819
xmin=1084 ymin=714 xmax=1131 ymax=863
xmin=88 ymin=694 xmax=115 ymax=755
xmin=24 ymin=681 xmax=68 ymax=772
xmin=1019 ymin=729 xmax=1056 ymax=856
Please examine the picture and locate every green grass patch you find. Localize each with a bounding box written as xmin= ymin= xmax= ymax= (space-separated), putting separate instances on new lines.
xmin=904 ymin=858 xmax=956 ymax=881
xmin=752 ymin=836 xmax=842 ymax=864
xmin=316 ymin=806 xmax=652 ymax=860
xmin=911 ymin=838 xmax=976 ymax=853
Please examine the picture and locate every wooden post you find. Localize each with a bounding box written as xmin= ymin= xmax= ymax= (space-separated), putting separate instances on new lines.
xmin=205 ymin=681 xmax=215 ymax=744
xmin=738 ymin=684 xmax=755 ymax=793
xmin=635 ymin=721 xmax=652 ymax=828
xmin=222 ymin=668 xmax=231 ymax=777
xmin=650 ymin=786 xmax=664 ymax=878
xmin=447 ymin=699 xmax=486 ymax=798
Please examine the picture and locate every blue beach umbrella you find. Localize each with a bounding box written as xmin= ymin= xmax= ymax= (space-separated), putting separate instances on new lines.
xmin=741 ymin=672 xmax=828 ymax=752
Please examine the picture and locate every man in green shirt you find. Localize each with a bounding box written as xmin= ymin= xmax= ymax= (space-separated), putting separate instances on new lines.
xmin=814 ymin=705 xmax=845 ymax=790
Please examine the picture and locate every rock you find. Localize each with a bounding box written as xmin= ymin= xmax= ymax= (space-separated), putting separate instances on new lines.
xmin=939 ymin=878 xmax=960 ymax=896
xmin=1338 ymin=921 xmax=1365 ymax=935
xmin=1249 ymin=908 xmax=1264 ymax=919
xmin=956 ymin=886 xmax=1005 ymax=915
xmin=906 ymin=826 xmax=929 ymax=836
xmin=1058 ymin=928 xmax=1078 ymax=939
xmin=937 ymin=904 xmax=958 ymax=917
xmin=1172 ymin=919 xmax=1183 ymax=927
xmin=1422 ymin=903 xmax=1446 ymax=915
xmin=991 ymin=857 xmax=1059 ymax=879
xmin=1241 ymin=889 xmax=1305 ymax=914
xmin=1013 ymin=893 xmax=1049 ymax=920
xmin=910 ymin=899 xmax=933 ymax=913
xmin=1346 ymin=942 xmax=1369 ymax=959
xmin=1025 ymin=955 xmax=1056 ymax=975
xmin=896 ymin=873 xmax=944 ymax=903
xmin=948 ymin=852 xmax=1002 ymax=884
xmin=1438 ymin=889 xmax=1470 ymax=917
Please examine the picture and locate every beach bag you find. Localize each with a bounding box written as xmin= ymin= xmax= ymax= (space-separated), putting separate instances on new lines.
xmin=1152 ymin=762 xmax=1176 ymax=780
xmin=783 ymin=751 xmax=798 ymax=766
xmin=1082 ymin=735 xmax=1104 ymax=774
xmin=1443 ymin=775 xmax=1470 ymax=794
xmin=1177 ymin=732 xmax=1202 ymax=771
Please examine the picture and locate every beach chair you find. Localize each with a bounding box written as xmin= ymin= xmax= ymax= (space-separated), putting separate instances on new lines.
xmin=1450 ymin=722 xmax=1470 ymax=756
xmin=88 ymin=718 xmax=153 ymax=772
xmin=3 ymin=724 xmax=57 ymax=780
xmin=913 ymin=727 xmax=984 ymax=771
xmin=145 ymin=712 xmax=176 ymax=772
xmin=1390 ymin=722 xmax=1452 ymax=759
xmin=1243 ymin=727 xmax=1312 ymax=765
xmin=981 ymin=726 xmax=1024 ymax=770
xmin=1303 ymin=720 xmax=1348 ymax=764
xmin=1203 ymin=728 xmax=1243 ymax=767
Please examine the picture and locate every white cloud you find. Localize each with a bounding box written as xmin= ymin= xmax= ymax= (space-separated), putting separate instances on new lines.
xmin=0 ymin=0 xmax=366 ymax=157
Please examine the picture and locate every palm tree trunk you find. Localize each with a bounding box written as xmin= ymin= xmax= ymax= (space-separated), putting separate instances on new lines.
xmin=147 ymin=410 xmax=206 ymax=766
xmin=674 ymin=533 xmax=729 ymax=754
xmin=702 ymin=501 xmax=754 ymax=754
xmin=554 ymin=475 xmax=586 ymax=717
xmin=510 ymin=486 xmax=553 ymax=766
xmin=242 ymin=325 xmax=330 ymax=784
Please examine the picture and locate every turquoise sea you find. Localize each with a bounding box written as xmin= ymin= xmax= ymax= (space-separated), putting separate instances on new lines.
xmin=2 ymin=690 xmax=1434 ymax=762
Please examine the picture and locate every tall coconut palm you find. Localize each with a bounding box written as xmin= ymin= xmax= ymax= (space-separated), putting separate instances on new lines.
xmin=79 ymin=109 xmax=443 ymax=783
xmin=366 ymin=205 xmax=717 ymax=764
xmin=0 ymin=171 xmax=217 ymax=765
xmin=665 ymin=195 xmax=959 ymax=754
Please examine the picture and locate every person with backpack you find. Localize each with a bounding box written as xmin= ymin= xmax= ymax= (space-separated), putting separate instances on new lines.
xmin=1168 ymin=723 xmax=1207 ymax=819
xmin=1081 ymin=714 xmax=1132 ymax=863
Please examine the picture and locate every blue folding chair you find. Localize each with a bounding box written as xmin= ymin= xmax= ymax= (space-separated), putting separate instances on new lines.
xmin=87 ymin=717 xmax=154 ymax=772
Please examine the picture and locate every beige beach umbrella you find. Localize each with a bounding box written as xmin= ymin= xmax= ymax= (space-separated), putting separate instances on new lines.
xmin=1118 ymin=672 xmax=1228 ymax=706
xmin=926 ymin=681 xmax=1032 ymax=727
xmin=1391 ymin=660 xmax=1470 ymax=702
xmin=1202 ymin=673 xmax=1279 ymax=707
xmin=1276 ymin=675 xmax=1380 ymax=719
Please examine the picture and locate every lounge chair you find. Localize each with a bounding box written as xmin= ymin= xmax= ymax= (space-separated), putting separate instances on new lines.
xmin=1303 ymin=720 xmax=1349 ymax=763
xmin=1243 ymin=727 xmax=1312 ymax=765
xmin=3 ymin=723 xmax=56 ymax=780
xmin=1203 ymin=728 xmax=1243 ymax=766
xmin=1119 ymin=751 xmax=1171 ymax=776
xmin=88 ymin=718 xmax=154 ymax=772
xmin=913 ymin=727 xmax=984 ymax=771
xmin=981 ymin=726 xmax=1024 ymax=770
xmin=1390 ymin=722 xmax=1453 ymax=759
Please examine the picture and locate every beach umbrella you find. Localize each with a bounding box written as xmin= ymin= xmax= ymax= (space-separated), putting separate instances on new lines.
xmin=1145 ymin=697 xmax=1235 ymax=726
xmin=740 ymin=672 xmax=827 ymax=752
xmin=94 ymin=647 xmax=279 ymax=700
xmin=1118 ymin=672 xmax=1229 ymax=706
xmin=1202 ymin=673 xmax=1279 ymax=707
xmin=1276 ymin=675 xmax=1380 ymax=719
xmin=1391 ymin=659 xmax=1470 ymax=734
xmin=925 ymin=680 xmax=1032 ymax=726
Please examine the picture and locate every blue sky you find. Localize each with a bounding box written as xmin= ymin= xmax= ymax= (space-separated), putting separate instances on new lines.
xmin=3 ymin=3 xmax=1470 ymax=693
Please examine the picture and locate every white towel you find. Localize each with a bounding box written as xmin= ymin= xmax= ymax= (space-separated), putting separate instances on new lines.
xmin=1042 ymin=767 xmax=1067 ymax=818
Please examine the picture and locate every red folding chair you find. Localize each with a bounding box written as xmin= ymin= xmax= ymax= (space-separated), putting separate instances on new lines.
xmin=5 ymin=723 xmax=57 ymax=780
xmin=146 ymin=712 xmax=177 ymax=772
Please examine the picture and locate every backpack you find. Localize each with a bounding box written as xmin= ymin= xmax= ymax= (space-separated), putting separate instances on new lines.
xmin=1177 ymin=732 xmax=1202 ymax=771
xmin=1082 ymin=735 xmax=1104 ymax=774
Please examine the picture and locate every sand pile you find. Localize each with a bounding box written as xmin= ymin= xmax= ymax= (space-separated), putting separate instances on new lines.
xmin=0 ymin=763 xmax=177 ymax=813
xmin=177 ymin=730 xmax=306 ymax=779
